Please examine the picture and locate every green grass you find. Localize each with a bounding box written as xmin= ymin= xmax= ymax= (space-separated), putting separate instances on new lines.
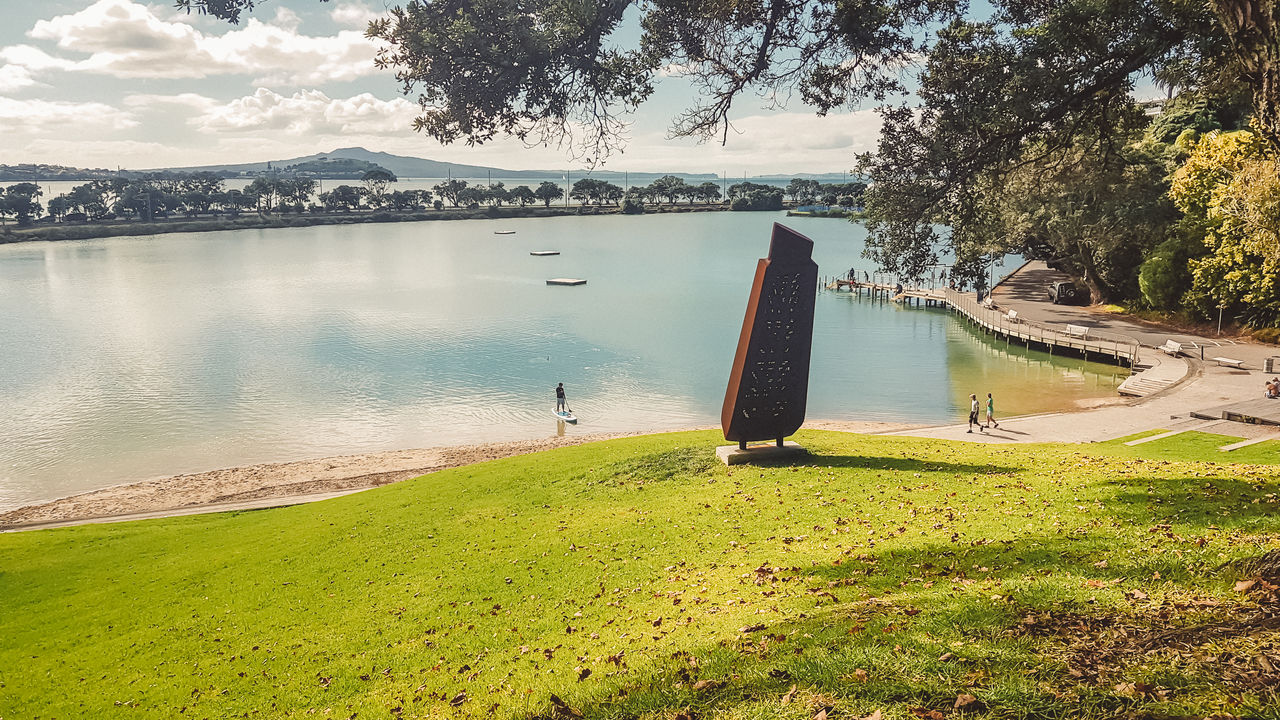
xmin=1095 ymin=430 xmax=1280 ymax=464
xmin=1 ymin=430 xmax=1278 ymax=719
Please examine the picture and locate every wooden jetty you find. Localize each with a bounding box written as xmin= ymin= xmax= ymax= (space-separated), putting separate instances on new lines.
xmin=530 ymin=251 xmax=560 ymax=256
xmin=823 ymin=278 xmax=1140 ymax=367
xmin=546 ymin=278 xmax=586 ymax=286
xmin=826 ymin=278 xmax=947 ymax=307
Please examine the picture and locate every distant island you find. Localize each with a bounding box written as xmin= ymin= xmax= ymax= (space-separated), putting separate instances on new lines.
xmin=279 ymin=157 xmax=391 ymax=179
xmin=0 ymin=163 xmax=119 ymax=182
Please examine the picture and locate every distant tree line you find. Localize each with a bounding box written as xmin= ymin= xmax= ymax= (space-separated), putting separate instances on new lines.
xmin=784 ymin=179 xmax=867 ymax=209
xmin=5 ymin=171 xmax=846 ymax=228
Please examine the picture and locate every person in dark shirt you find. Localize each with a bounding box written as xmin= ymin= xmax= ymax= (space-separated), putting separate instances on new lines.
xmin=555 ymin=383 xmax=567 ymax=411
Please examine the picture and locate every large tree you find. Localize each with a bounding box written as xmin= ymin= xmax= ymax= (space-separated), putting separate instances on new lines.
xmin=534 ymin=181 xmax=563 ymax=207
xmin=190 ymin=0 xmax=1280 ymax=290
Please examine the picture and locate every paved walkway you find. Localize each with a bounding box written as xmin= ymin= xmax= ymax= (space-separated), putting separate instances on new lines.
xmin=994 ymin=262 xmax=1271 ymax=363
xmin=0 ymin=488 xmax=376 ymax=533
xmin=882 ymin=261 xmax=1280 ymax=446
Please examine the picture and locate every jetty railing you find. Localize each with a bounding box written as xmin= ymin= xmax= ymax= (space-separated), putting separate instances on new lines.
xmin=942 ymin=288 xmax=1141 ymax=367
xmin=821 ymin=277 xmax=1141 ymax=367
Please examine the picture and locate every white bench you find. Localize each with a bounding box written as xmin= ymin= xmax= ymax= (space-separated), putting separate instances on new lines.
xmin=1159 ymin=340 xmax=1185 ymax=356
xmin=1213 ymin=356 xmax=1245 ymax=369
xmin=1064 ymin=324 xmax=1090 ymax=338
xmin=1005 ymin=310 xmax=1019 ymax=323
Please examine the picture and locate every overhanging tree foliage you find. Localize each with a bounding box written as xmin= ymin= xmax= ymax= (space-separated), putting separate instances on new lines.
xmin=189 ymin=0 xmax=1280 ymax=305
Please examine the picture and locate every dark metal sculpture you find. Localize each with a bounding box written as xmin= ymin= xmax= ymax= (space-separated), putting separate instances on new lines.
xmin=721 ymin=223 xmax=819 ymax=449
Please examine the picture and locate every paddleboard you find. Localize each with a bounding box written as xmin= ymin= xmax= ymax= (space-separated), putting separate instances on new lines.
xmin=554 ymin=410 xmax=577 ymax=424
xmin=494 ymin=230 xmax=516 ymax=235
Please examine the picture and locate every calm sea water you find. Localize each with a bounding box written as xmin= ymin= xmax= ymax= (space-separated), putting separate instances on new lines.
xmin=0 ymin=212 xmax=1123 ymax=509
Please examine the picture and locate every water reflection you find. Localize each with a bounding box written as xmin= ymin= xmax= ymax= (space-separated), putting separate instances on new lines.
xmin=0 ymin=213 xmax=1122 ymax=509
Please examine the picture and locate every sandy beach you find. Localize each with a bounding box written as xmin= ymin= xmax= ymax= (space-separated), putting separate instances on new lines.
xmin=0 ymin=420 xmax=921 ymax=531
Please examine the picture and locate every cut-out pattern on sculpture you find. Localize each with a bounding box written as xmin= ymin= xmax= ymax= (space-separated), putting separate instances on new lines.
xmin=721 ymin=224 xmax=818 ymax=447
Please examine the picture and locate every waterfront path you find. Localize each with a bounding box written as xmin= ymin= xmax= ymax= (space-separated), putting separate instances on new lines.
xmin=882 ymin=261 xmax=1280 ymax=446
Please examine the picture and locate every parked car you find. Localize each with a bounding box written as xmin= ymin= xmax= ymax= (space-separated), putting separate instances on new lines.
xmin=1047 ymin=280 xmax=1081 ymax=305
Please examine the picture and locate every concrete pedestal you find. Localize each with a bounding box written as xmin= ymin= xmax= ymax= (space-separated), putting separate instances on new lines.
xmin=715 ymin=441 xmax=807 ymax=466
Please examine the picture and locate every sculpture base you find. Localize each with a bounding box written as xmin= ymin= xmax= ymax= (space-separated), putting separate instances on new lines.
xmin=715 ymin=441 xmax=806 ymax=466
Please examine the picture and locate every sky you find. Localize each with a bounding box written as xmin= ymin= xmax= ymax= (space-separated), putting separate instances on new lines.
xmin=0 ymin=0 xmax=883 ymax=175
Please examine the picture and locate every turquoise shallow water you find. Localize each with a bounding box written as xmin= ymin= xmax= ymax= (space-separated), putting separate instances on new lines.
xmin=0 ymin=212 xmax=1124 ymax=508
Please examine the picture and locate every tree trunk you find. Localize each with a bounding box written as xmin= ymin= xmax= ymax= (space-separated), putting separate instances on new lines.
xmin=1076 ymin=242 xmax=1110 ymax=305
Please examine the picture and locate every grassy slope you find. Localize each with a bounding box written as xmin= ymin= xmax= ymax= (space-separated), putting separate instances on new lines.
xmin=1 ymin=430 xmax=1278 ymax=719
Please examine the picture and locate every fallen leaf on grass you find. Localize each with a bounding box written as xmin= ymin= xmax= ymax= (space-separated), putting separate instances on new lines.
xmin=860 ymin=711 xmax=883 ymax=720
xmin=692 ymin=679 xmax=723 ymax=691
xmin=910 ymin=706 xmax=945 ymax=720
xmin=449 ymin=691 xmax=467 ymax=707
xmin=781 ymin=684 xmax=797 ymax=704
xmin=954 ymin=694 xmax=982 ymax=710
xmin=549 ymin=694 xmax=583 ymax=719
xmin=575 ymin=666 xmax=591 ymax=682
xmin=1235 ymin=579 xmax=1258 ymax=593
xmin=852 ymin=668 xmax=868 ymax=683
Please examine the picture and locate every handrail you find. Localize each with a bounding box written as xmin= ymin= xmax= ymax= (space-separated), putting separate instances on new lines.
xmin=940 ymin=289 xmax=1141 ymax=366
xmin=824 ymin=278 xmax=1141 ymax=366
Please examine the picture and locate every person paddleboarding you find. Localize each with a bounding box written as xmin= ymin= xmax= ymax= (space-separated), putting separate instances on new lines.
xmin=554 ymin=382 xmax=578 ymax=423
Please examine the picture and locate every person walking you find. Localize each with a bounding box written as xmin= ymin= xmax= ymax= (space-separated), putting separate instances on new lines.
xmin=968 ymin=394 xmax=981 ymax=433
xmin=555 ymin=382 xmax=567 ymax=412
xmin=984 ymin=392 xmax=999 ymax=429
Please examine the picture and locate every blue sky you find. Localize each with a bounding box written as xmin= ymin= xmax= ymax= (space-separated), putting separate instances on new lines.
xmin=0 ymin=1 xmax=882 ymax=174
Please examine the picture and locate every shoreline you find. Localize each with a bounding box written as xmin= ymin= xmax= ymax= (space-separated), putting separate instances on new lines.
xmin=0 ymin=420 xmax=922 ymax=531
xmin=6 ymin=256 xmax=1273 ymax=533
xmin=0 ymin=202 xmax=744 ymax=245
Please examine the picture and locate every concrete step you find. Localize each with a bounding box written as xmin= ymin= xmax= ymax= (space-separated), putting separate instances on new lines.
xmin=1220 ymin=435 xmax=1277 ymax=452
xmin=1117 ymin=376 xmax=1176 ymax=397
xmin=1124 ymin=421 xmax=1224 ymax=446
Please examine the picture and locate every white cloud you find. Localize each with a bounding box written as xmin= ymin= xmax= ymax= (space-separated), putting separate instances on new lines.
xmin=330 ymin=2 xmax=385 ymax=28
xmin=608 ymin=111 xmax=880 ymax=174
xmin=195 ymin=88 xmax=417 ymax=135
xmin=20 ymin=0 xmax=380 ymax=85
xmin=0 ymin=45 xmax=77 ymax=72
xmin=0 ymin=97 xmax=137 ymax=134
xmin=24 ymin=138 xmax=174 ymax=168
xmin=123 ymin=92 xmax=217 ymax=110
xmin=0 ymin=65 xmax=37 ymax=92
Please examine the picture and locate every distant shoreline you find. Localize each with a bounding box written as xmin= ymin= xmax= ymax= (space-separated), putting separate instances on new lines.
xmin=0 ymin=202 xmax=742 ymax=245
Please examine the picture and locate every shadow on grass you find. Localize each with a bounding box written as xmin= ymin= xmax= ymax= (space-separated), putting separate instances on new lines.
xmin=788 ymin=453 xmax=1022 ymax=476
xmin=507 ymin=471 xmax=1280 ymax=720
